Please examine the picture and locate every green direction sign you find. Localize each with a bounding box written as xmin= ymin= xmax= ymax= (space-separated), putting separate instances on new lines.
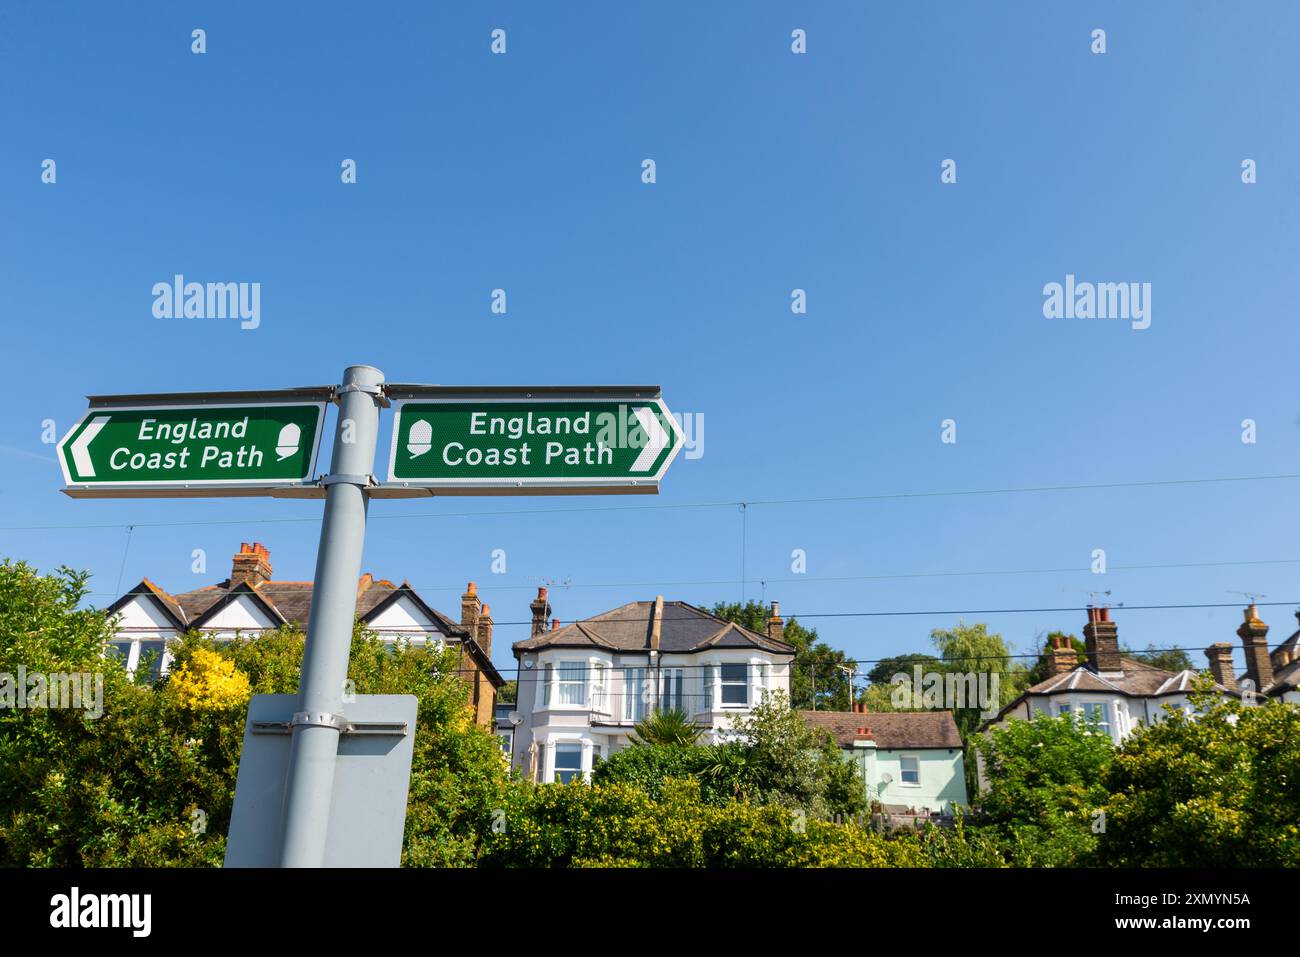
xmin=58 ymin=401 xmax=327 ymax=497
xmin=385 ymin=392 xmax=684 ymax=494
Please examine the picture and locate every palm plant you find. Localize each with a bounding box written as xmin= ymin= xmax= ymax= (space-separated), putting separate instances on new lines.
xmin=629 ymin=708 xmax=702 ymax=747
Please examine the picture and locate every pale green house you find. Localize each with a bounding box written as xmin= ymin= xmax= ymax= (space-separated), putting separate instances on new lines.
xmin=801 ymin=708 xmax=968 ymax=815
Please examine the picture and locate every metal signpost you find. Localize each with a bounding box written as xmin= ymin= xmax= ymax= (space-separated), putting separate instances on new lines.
xmin=58 ymin=370 xmax=686 ymax=868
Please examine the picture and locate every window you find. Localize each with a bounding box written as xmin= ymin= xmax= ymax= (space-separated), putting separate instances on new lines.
xmin=702 ymin=665 xmax=716 ymax=712
xmin=542 ymin=663 xmax=553 ymax=706
xmin=557 ymin=661 xmax=587 ymax=706
xmin=720 ymin=663 xmax=748 ymax=707
xmin=623 ymin=668 xmax=647 ymax=721
xmin=106 ymin=641 xmax=131 ymax=668
xmin=137 ymin=641 xmax=167 ymax=681
xmin=660 ymin=668 xmax=684 ymax=712
xmin=1056 ymin=702 xmax=1073 ymax=716
xmin=899 ymin=755 xmax=920 ymax=786
xmin=554 ymin=743 xmax=583 ymax=784
xmin=591 ymin=663 xmax=608 ymax=713
xmin=497 ymin=730 xmax=513 ymax=758
xmin=1083 ymin=702 xmax=1111 ymax=737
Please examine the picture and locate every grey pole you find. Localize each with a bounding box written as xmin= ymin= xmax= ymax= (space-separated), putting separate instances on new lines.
xmin=277 ymin=364 xmax=384 ymax=867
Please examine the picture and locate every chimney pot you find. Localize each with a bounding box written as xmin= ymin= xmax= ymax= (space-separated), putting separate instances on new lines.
xmin=230 ymin=540 xmax=273 ymax=588
xmin=552 ymin=618 xmax=560 ymax=631
xmin=538 ymin=586 xmax=548 ymax=599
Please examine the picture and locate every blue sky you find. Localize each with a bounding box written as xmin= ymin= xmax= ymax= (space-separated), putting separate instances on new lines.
xmin=4 ymin=2 xmax=1300 ymax=680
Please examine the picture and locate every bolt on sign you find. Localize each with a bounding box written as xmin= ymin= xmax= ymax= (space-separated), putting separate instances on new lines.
xmin=57 ymin=391 xmax=329 ymax=497
xmin=381 ymin=385 xmax=685 ymax=495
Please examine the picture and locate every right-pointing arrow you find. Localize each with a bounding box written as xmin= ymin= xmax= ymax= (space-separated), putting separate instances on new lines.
xmin=630 ymin=406 xmax=668 ymax=473
xmin=70 ymin=416 xmax=110 ymax=478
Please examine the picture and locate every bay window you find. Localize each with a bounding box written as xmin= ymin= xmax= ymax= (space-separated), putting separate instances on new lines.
xmin=720 ymin=663 xmax=748 ymax=707
xmin=554 ymin=743 xmax=582 ymax=784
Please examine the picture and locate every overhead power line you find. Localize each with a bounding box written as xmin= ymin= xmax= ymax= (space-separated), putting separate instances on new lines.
xmin=6 ymin=469 xmax=1300 ymax=532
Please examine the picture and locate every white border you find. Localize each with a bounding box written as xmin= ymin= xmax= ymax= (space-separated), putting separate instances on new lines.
xmin=57 ymin=401 xmax=328 ymax=491
xmin=384 ymin=395 xmax=685 ymax=490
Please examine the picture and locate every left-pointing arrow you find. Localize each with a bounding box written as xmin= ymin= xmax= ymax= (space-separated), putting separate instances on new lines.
xmin=71 ymin=416 xmax=110 ymax=478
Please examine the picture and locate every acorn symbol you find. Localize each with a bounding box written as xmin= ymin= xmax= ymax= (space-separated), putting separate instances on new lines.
xmin=407 ymin=419 xmax=432 ymax=458
xmin=275 ymin=423 xmax=302 ymax=461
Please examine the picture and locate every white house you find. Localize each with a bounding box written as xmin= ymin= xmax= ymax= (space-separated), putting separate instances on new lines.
xmin=104 ymin=541 xmax=504 ymax=725
xmin=982 ymin=606 xmax=1240 ymax=748
xmin=509 ymin=590 xmax=796 ymax=783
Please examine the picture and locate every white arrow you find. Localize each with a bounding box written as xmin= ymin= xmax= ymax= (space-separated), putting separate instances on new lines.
xmin=70 ymin=416 xmax=110 ymax=478
xmin=630 ymin=406 xmax=668 ymax=473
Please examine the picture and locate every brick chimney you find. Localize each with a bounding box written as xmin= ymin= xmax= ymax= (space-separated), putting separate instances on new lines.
xmin=356 ymin=572 xmax=374 ymax=599
xmin=461 ymin=582 xmax=481 ymax=642
xmin=1204 ymin=642 xmax=1237 ymax=690
xmin=230 ymin=542 xmax=272 ymax=588
xmin=1083 ymin=606 xmax=1121 ymax=672
xmin=1047 ymin=635 xmax=1080 ymax=677
xmin=530 ymin=587 xmax=551 ymax=638
xmin=1238 ymin=604 xmax=1273 ymax=691
xmin=767 ymin=600 xmax=784 ymax=643
xmin=552 ymin=617 xmax=560 ymax=631
xmin=479 ymin=603 xmax=493 ymax=656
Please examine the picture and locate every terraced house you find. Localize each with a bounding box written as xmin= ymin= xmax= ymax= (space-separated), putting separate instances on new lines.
xmin=105 ymin=542 xmax=504 ymax=725
xmin=508 ymin=590 xmax=796 ymax=782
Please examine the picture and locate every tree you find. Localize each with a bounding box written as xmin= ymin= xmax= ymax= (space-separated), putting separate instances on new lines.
xmin=710 ymin=600 xmax=855 ymax=710
xmin=1097 ymin=687 xmax=1300 ymax=867
xmin=929 ymin=622 xmax=1028 ymax=739
xmin=972 ymin=713 xmax=1114 ymax=866
xmin=1122 ymin=644 xmax=1193 ymax=673
xmin=866 ymin=653 xmax=939 ymax=688
xmin=0 ymin=559 xmax=512 ymax=867
xmin=628 ymin=708 xmax=702 ymax=747
xmin=727 ymin=691 xmax=868 ymax=819
xmin=497 ymin=679 xmax=517 ymax=703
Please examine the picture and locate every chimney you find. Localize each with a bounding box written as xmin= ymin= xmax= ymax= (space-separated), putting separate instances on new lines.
xmin=1047 ymin=635 xmax=1080 ymax=677
xmin=767 ymin=600 xmax=784 ymax=643
xmin=230 ymin=542 xmax=272 ymax=588
xmin=1238 ymin=604 xmax=1273 ymax=691
xmin=1204 ymin=642 xmax=1237 ymax=690
xmin=479 ymin=603 xmax=494 ymax=656
xmin=529 ymin=587 xmax=551 ymax=638
xmin=1083 ymin=605 xmax=1121 ymax=672
xmin=356 ymin=572 xmax=374 ymax=599
xmin=461 ymin=582 xmax=481 ymax=642
xmin=552 ymin=617 xmax=560 ymax=631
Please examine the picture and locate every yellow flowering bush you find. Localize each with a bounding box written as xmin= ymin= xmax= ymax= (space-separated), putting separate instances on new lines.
xmin=166 ymin=648 xmax=251 ymax=711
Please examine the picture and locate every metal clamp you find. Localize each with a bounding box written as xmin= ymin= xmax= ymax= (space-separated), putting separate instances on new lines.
xmin=333 ymin=383 xmax=390 ymax=407
xmin=291 ymin=711 xmax=350 ymax=732
xmin=250 ymin=715 xmax=410 ymax=737
xmin=319 ymin=473 xmax=376 ymax=488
